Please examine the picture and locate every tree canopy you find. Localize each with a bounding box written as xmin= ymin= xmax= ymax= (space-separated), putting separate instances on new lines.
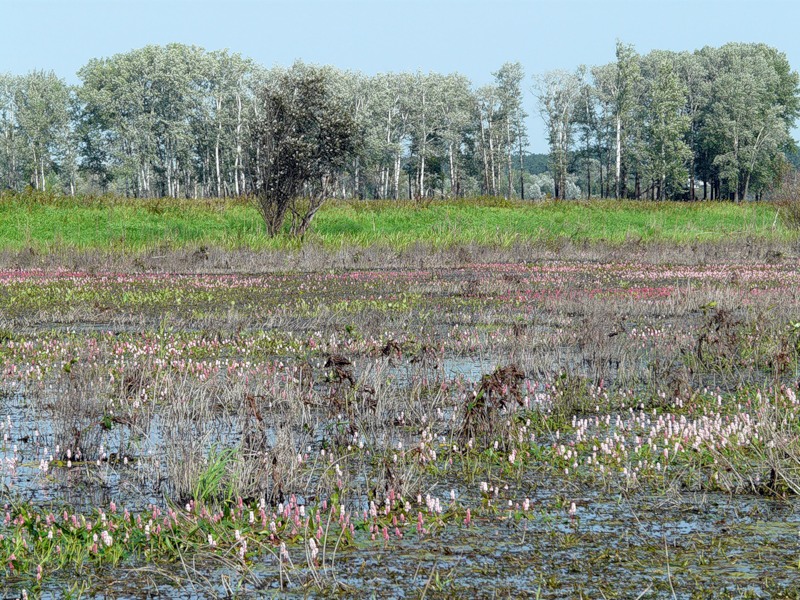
xmin=253 ymin=63 xmax=357 ymax=236
xmin=0 ymin=41 xmax=797 ymax=201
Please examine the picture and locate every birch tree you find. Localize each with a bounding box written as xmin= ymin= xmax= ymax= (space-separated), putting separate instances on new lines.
xmin=405 ymin=72 xmax=452 ymax=198
xmin=197 ymin=50 xmax=254 ymax=197
xmin=437 ymin=73 xmax=473 ymax=197
xmin=78 ymin=44 xmax=206 ymax=197
xmin=365 ymin=73 xmax=408 ymax=199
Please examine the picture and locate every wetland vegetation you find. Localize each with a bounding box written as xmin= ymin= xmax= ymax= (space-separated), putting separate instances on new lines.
xmin=2 ymin=6 xmax=800 ymax=600
xmin=2 ymin=199 xmax=800 ymax=597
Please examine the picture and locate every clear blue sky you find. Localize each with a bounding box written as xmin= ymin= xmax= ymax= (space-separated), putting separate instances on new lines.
xmin=3 ymin=0 xmax=800 ymax=151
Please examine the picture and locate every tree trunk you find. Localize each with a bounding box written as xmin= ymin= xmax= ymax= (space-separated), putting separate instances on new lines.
xmin=518 ymin=129 xmax=525 ymax=200
xmin=598 ymin=141 xmax=604 ymax=199
xmin=487 ymin=114 xmax=496 ymax=196
xmin=418 ymin=153 xmax=425 ymax=199
xmin=732 ymin=133 xmax=740 ymax=202
xmin=605 ymin=124 xmax=613 ymax=198
xmin=354 ymin=156 xmax=361 ymax=199
xmin=448 ymin=142 xmax=456 ymax=198
xmin=393 ymin=153 xmax=401 ymax=200
xmin=479 ymin=115 xmax=489 ymax=194
xmin=31 ymin=147 xmax=39 ymax=190
xmin=614 ymin=115 xmax=622 ymax=199
xmin=506 ymin=120 xmax=514 ymax=199
xmin=234 ymin=92 xmax=243 ymax=196
xmin=742 ymin=173 xmax=751 ymax=202
xmin=418 ymin=87 xmax=426 ymax=199
xmin=215 ymin=136 xmax=222 ymax=198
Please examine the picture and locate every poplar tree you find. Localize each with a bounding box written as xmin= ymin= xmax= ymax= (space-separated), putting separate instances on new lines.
xmin=705 ymin=44 xmax=799 ymax=200
xmin=494 ymin=62 xmax=527 ymax=198
xmin=14 ymin=71 xmax=71 ymax=191
xmin=534 ymin=68 xmax=584 ymax=200
xmin=642 ymin=56 xmax=690 ymax=199
xmin=0 ymin=73 xmax=21 ymax=189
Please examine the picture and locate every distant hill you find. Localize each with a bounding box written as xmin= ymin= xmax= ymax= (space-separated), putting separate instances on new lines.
xmin=523 ymin=153 xmax=549 ymax=175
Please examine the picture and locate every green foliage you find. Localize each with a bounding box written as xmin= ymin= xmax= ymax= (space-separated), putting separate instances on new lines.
xmin=253 ymin=63 xmax=358 ymax=237
xmin=0 ymin=42 xmax=797 ymax=204
xmin=522 ymin=153 xmax=549 ymax=175
xmin=640 ymin=55 xmax=692 ymax=198
xmin=194 ymin=446 xmax=238 ymax=506
xmin=0 ymin=193 xmax=794 ymax=252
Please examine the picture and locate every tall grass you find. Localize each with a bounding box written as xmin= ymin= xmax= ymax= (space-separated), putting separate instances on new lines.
xmin=0 ymin=191 xmax=792 ymax=252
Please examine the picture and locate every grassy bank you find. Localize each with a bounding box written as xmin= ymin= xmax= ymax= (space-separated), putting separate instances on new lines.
xmin=0 ymin=193 xmax=792 ymax=252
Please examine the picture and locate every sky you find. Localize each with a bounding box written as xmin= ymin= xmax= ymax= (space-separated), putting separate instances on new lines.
xmin=3 ymin=0 xmax=800 ymax=152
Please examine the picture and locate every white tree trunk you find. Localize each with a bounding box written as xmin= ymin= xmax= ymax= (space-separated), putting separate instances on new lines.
xmin=418 ymin=154 xmax=425 ymax=198
xmin=215 ymin=138 xmax=222 ymax=198
xmin=479 ymin=115 xmax=489 ymax=193
xmin=487 ymin=115 xmax=496 ymax=196
xmin=235 ymin=91 xmax=243 ymax=196
xmin=615 ymin=115 xmax=622 ymax=199
xmin=506 ymin=120 xmax=514 ymax=198
xmin=448 ymin=142 xmax=456 ymax=197
xmin=393 ymin=153 xmax=401 ymax=200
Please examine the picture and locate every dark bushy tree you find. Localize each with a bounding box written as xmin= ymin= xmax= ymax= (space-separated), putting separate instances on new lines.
xmin=253 ymin=63 xmax=357 ymax=237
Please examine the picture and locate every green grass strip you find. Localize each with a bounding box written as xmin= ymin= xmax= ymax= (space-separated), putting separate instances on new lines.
xmin=0 ymin=193 xmax=792 ymax=252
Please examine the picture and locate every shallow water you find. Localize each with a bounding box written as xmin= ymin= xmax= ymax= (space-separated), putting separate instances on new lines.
xmin=3 ymin=261 xmax=800 ymax=597
xmin=17 ymin=489 xmax=800 ymax=598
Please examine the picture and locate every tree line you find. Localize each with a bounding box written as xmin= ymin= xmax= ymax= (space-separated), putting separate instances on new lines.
xmin=0 ymin=41 xmax=797 ymax=201
xmin=538 ymin=42 xmax=799 ymax=201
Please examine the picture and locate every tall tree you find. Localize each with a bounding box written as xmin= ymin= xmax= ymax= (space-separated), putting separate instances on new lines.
xmin=197 ymin=49 xmax=254 ymax=197
xmin=0 ymin=73 xmax=21 ymax=190
xmin=705 ymin=44 xmax=799 ymax=200
xmin=78 ymin=44 xmax=207 ymax=197
xmin=365 ymin=72 xmax=409 ymax=200
xmin=433 ymin=73 xmax=473 ymax=198
xmin=404 ymin=72 xmax=454 ymax=199
xmin=590 ymin=63 xmax=616 ymax=197
xmin=475 ymin=85 xmax=501 ymax=196
xmin=14 ymin=71 xmax=71 ymax=191
xmin=573 ymin=77 xmax=600 ymax=198
xmin=593 ymin=42 xmax=642 ymax=199
xmin=612 ymin=42 xmax=641 ymax=198
xmin=641 ymin=55 xmax=691 ymax=199
xmin=534 ymin=68 xmax=584 ymax=199
xmin=494 ymin=62 xmax=527 ymax=198
xmin=675 ymin=51 xmax=708 ymax=199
